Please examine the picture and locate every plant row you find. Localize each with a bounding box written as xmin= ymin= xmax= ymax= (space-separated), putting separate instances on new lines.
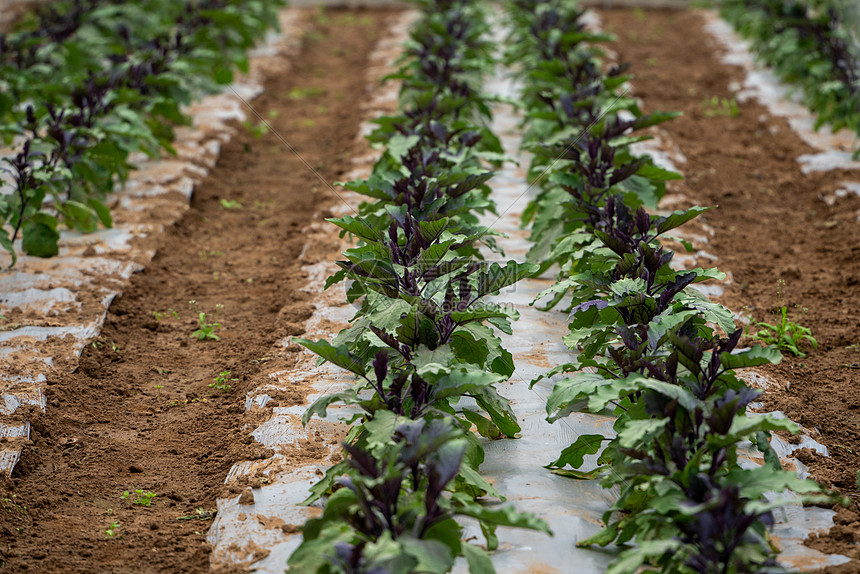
xmin=0 ymin=0 xmax=285 ymax=264
xmin=504 ymin=1 xmax=838 ymax=572
xmin=287 ymin=1 xmax=549 ymax=571
xmin=721 ymin=0 xmax=860 ymax=157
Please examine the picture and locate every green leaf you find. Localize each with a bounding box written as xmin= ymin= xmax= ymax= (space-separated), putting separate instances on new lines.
xmin=470 ymin=385 xmax=520 ymax=438
xmin=550 ymin=467 xmax=603 ymax=480
xmin=400 ymin=536 xmax=454 ymax=573
xmin=0 ymin=227 xmax=16 ymax=268
xmin=546 ymin=372 xmax=609 ymax=421
xmin=88 ymin=198 xmax=113 ymax=227
xmin=461 ymin=543 xmax=495 ymax=574
xmin=286 ymin=521 xmax=352 ymax=571
xmin=719 ymin=345 xmax=782 ymax=369
xmin=301 ymin=390 xmax=358 ymax=425
xmin=213 ymin=65 xmax=233 ymax=84
xmin=617 ymin=418 xmax=668 ymax=450
xmin=606 ymin=540 xmax=683 ymax=574
xmin=475 ymin=260 xmax=538 ymax=298
xmin=21 ymin=220 xmax=59 ymax=257
xmin=456 ymin=461 xmax=501 ymax=499
xmin=451 ymin=494 xmax=552 ymax=535
xmin=386 ymin=134 xmax=420 ymax=160
xmin=655 ymin=206 xmax=713 ymax=236
xmin=636 ymin=162 xmax=683 ymax=181
xmin=462 ymin=408 xmax=502 ymax=440
xmin=633 ymin=110 xmax=682 ymax=130
xmin=577 ymin=523 xmax=618 ymax=547
xmin=546 ymin=434 xmax=605 ymax=470
xmin=327 ymin=215 xmax=381 ymax=241
xmin=293 ymin=338 xmax=366 ymax=376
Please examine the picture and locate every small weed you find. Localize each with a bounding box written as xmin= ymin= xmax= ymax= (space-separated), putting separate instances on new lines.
xmin=632 ymin=7 xmax=647 ymax=21
xmin=210 ymin=370 xmax=238 ymax=393
xmin=242 ymin=120 xmax=268 ymax=138
xmin=105 ymin=521 xmax=122 ymax=539
xmin=121 ymin=490 xmax=157 ymax=507
xmin=197 ymin=249 xmax=223 ymax=261
xmin=287 ymin=87 xmax=325 ymax=100
xmin=189 ymin=301 xmax=222 ymax=341
xmin=91 ymin=338 xmax=119 ymax=352
xmin=154 ymin=308 xmax=179 ymax=321
xmin=749 ymin=283 xmax=817 ymax=357
xmin=751 ymin=305 xmax=817 ymax=357
xmin=192 ymin=313 xmax=221 ymax=340
xmin=1 ymin=496 xmax=27 ymax=517
xmin=219 ymin=199 xmax=243 ymax=210
xmin=701 ymin=96 xmax=740 ymax=118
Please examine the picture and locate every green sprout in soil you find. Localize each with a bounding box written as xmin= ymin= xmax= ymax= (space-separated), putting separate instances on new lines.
xmin=105 ymin=521 xmax=121 ymax=539
xmin=287 ymin=86 xmax=325 ymax=100
xmin=189 ymin=301 xmax=222 ymax=341
xmin=121 ymin=490 xmax=157 ymax=507
xmin=749 ymin=282 xmax=817 ymax=357
xmin=701 ymin=95 xmax=740 ymax=117
xmin=751 ymin=305 xmax=817 ymax=357
xmin=242 ymin=120 xmax=268 ymax=138
xmin=219 ymin=199 xmax=243 ymax=210
xmin=152 ymin=308 xmax=179 ymax=321
xmin=210 ymin=370 xmax=238 ymax=393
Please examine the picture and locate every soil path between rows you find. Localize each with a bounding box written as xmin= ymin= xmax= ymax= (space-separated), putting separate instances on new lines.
xmin=0 ymin=7 xmax=399 ymax=572
xmin=598 ymin=8 xmax=860 ymax=572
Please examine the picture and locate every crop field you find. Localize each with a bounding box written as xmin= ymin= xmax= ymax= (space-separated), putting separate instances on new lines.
xmin=0 ymin=0 xmax=858 ymax=572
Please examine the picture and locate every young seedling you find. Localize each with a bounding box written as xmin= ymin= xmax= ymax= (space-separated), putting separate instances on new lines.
xmin=751 ymin=305 xmax=818 ymax=357
xmin=242 ymin=119 xmax=268 ymax=138
xmin=105 ymin=521 xmax=121 ymax=539
xmin=153 ymin=309 xmax=180 ymax=321
xmin=210 ymin=371 xmax=238 ymax=393
xmin=701 ymin=95 xmax=740 ymax=117
xmin=189 ymin=301 xmax=222 ymax=341
xmin=121 ymin=490 xmax=157 ymax=507
xmin=219 ymin=199 xmax=243 ymax=210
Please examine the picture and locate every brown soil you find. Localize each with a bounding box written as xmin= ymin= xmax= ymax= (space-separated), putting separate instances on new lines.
xmin=0 ymin=7 xmax=398 ymax=573
xmin=597 ymin=7 xmax=860 ymax=571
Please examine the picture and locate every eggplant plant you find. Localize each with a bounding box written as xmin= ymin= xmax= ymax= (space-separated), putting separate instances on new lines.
xmin=288 ymin=1 xmax=550 ymax=571
xmin=0 ymin=0 xmax=285 ymax=263
xmin=288 ymin=415 xmax=550 ymax=574
xmin=721 ymin=0 xmax=860 ymax=155
xmin=504 ymin=0 xmax=839 ymax=572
